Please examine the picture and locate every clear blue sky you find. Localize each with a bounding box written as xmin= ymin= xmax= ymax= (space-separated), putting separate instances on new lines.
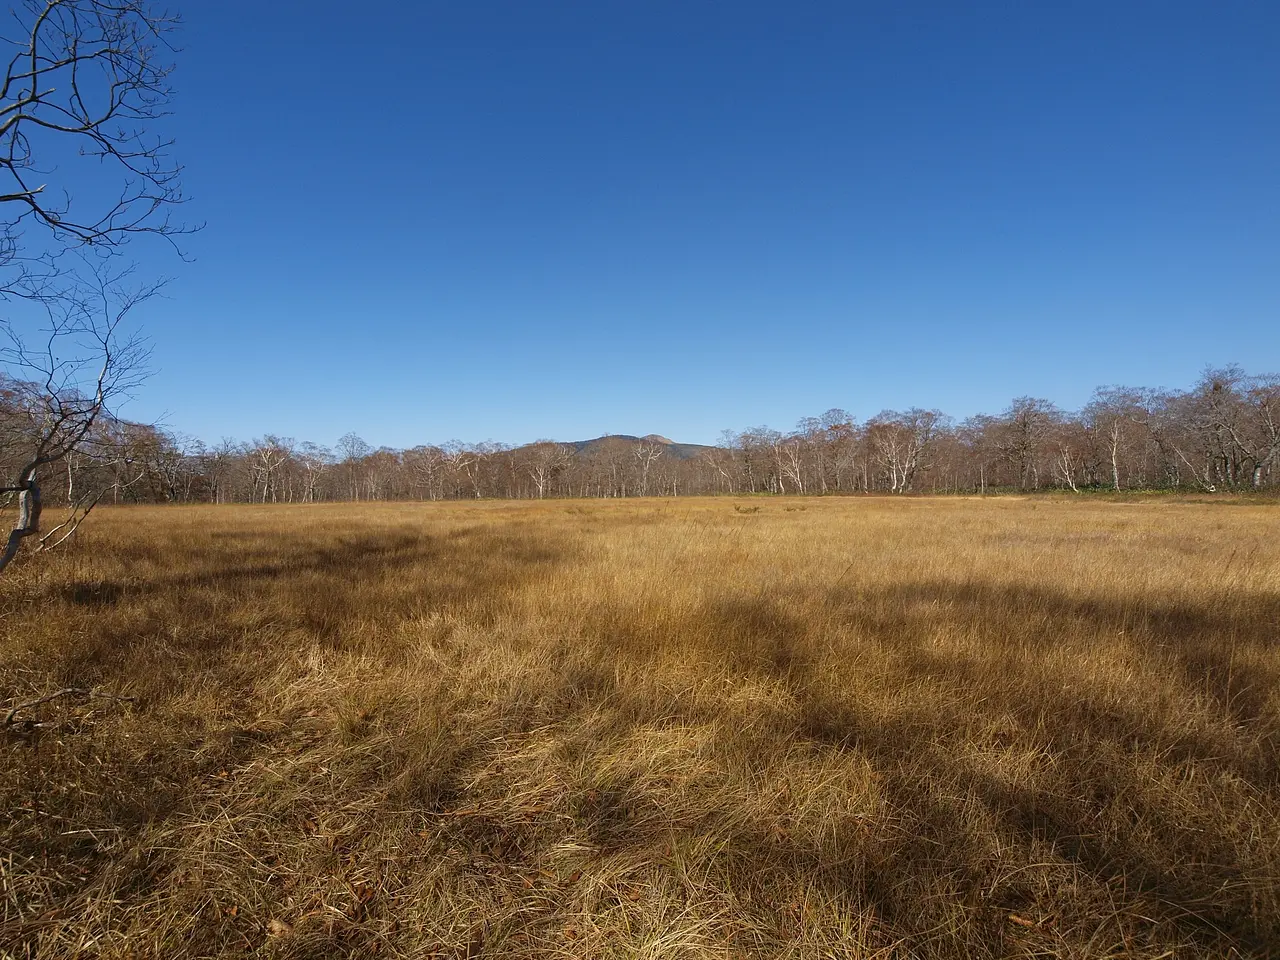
xmin=122 ymin=1 xmax=1278 ymax=448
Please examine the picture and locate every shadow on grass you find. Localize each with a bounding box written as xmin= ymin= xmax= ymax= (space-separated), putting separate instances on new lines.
xmin=787 ymin=579 xmax=1279 ymax=955
xmin=597 ymin=579 xmax=1280 ymax=955
xmin=57 ymin=527 xmax=564 ymax=614
xmin=43 ymin=525 xmax=570 ymax=682
xmin=0 ymin=523 xmax=575 ymax=951
xmin=852 ymin=579 xmax=1277 ymax=730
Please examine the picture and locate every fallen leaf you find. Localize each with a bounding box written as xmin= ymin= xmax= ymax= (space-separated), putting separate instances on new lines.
xmin=267 ymin=919 xmax=293 ymax=937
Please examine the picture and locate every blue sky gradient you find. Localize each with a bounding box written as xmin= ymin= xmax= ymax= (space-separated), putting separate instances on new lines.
xmin=115 ymin=1 xmax=1278 ymax=448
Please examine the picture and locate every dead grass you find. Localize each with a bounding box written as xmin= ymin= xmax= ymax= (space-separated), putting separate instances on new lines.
xmin=1 ymin=497 xmax=1277 ymax=959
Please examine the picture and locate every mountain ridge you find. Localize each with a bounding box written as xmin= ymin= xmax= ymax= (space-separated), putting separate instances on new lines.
xmin=552 ymin=434 xmax=716 ymax=461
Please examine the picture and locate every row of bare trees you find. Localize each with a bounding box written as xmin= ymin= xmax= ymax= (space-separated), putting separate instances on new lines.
xmin=8 ymin=366 xmax=1275 ymax=509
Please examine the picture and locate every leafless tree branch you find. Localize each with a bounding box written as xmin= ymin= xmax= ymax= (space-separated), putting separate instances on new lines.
xmin=3 ymin=684 xmax=136 ymax=732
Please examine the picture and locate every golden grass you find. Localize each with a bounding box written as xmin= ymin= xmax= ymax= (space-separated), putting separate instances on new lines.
xmin=1 ymin=497 xmax=1277 ymax=959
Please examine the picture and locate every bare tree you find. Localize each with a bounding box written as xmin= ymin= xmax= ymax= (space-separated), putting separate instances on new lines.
xmin=779 ymin=434 xmax=805 ymax=494
xmin=441 ymin=441 xmax=480 ymax=499
xmin=1085 ymin=387 xmax=1145 ymax=491
xmin=1050 ymin=419 xmax=1092 ymax=493
xmin=0 ymin=0 xmax=189 ymax=274
xmin=0 ymin=259 xmax=153 ymax=571
xmin=526 ymin=440 xmax=571 ymax=499
xmin=997 ymin=398 xmax=1060 ymax=491
xmin=249 ymin=435 xmax=294 ymax=503
xmin=633 ymin=438 xmax=665 ymax=497
xmin=0 ymin=1 xmax=189 ymax=571
xmin=867 ymin=408 xmax=947 ymax=493
xmin=700 ymin=438 xmax=738 ymax=494
xmin=146 ymin=429 xmax=198 ymax=501
xmin=296 ymin=441 xmax=332 ymax=502
xmin=402 ymin=444 xmax=444 ymax=500
xmin=818 ymin=410 xmax=859 ymax=492
xmin=200 ymin=438 xmax=240 ymax=504
xmin=733 ymin=427 xmax=784 ymax=494
xmin=1193 ymin=367 xmax=1280 ymax=490
xmin=1241 ymin=374 xmax=1280 ymax=489
xmin=361 ymin=447 xmax=399 ymax=501
xmin=337 ymin=432 xmax=371 ymax=500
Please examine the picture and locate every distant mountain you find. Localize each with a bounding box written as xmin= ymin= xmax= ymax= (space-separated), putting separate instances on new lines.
xmin=559 ymin=434 xmax=717 ymax=461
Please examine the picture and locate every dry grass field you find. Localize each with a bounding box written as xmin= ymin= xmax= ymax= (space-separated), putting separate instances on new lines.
xmin=1 ymin=497 xmax=1277 ymax=959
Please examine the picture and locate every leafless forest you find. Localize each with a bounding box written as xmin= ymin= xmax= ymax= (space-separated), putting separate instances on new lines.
xmin=5 ymin=365 xmax=1277 ymax=508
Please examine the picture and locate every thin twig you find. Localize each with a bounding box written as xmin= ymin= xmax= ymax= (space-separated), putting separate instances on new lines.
xmin=3 ymin=686 xmax=136 ymax=728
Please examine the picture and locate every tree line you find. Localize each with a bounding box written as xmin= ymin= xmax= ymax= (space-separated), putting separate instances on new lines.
xmin=4 ymin=365 xmax=1276 ymax=509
